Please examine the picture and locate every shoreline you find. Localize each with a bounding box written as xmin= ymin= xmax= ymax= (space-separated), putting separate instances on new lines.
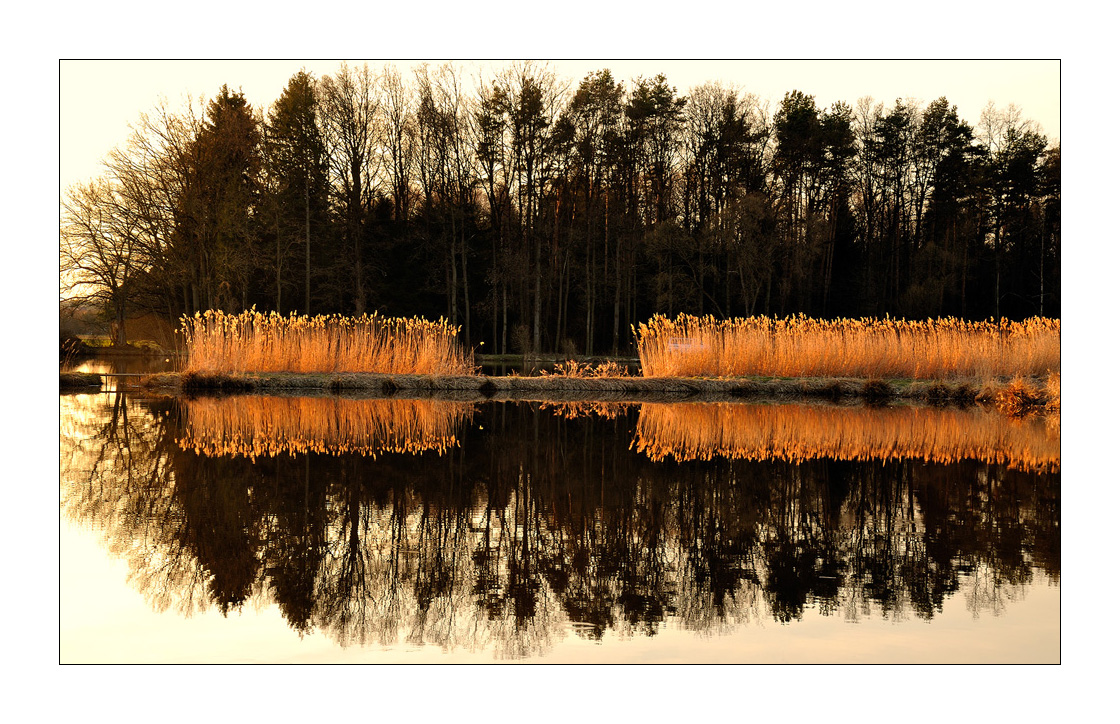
xmin=101 ymin=370 xmax=1056 ymax=411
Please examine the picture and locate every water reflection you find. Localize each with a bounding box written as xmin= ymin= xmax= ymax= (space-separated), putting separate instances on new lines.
xmin=179 ymin=396 xmax=473 ymax=458
xmin=61 ymin=354 xmax=181 ymax=393
xmin=634 ymin=402 xmax=1060 ymax=473
xmin=63 ymin=354 xmax=180 ymax=375
xmin=60 ymin=392 xmax=1060 ymax=659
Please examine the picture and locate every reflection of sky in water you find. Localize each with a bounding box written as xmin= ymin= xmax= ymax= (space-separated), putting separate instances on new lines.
xmin=61 ymin=516 xmax=1060 ymax=663
xmin=63 ymin=356 xmax=180 ymax=392
xmin=64 ymin=356 xmax=180 ymax=375
xmin=59 ymin=392 xmax=1061 ymax=663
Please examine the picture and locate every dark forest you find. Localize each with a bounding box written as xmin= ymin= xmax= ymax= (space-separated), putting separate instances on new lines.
xmin=60 ymin=61 xmax=1060 ymax=354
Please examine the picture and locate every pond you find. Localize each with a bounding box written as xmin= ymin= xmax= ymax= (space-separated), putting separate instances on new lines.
xmin=59 ymin=391 xmax=1060 ymax=663
xmin=62 ymin=353 xmax=181 ymax=391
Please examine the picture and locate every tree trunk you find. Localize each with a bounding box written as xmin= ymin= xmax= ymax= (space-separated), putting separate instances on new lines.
xmin=450 ymin=215 xmax=458 ymax=326
xmin=305 ymin=179 xmax=311 ymax=315
xmin=501 ymin=283 xmax=508 ymax=355
xmin=612 ymin=239 xmax=621 ymax=355
xmin=585 ymin=202 xmax=594 ymax=355
xmin=491 ymin=231 xmax=499 ymax=354
xmin=276 ymin=234 xmax=282 ymax=311
xmin=351 ymin=157 xmax=366 ymax=315
xmin=275 ymin=208 xmax=283 ymax=311
xmin=555 ymin=253 xmax=567 ymax=352
xmin=461 ymin=224 xmax=471 ymax=346
xmin=1039 ymin=229 xmax=1045 ymax=316
xmin=115 ymin=302 xmax=127 ymax=347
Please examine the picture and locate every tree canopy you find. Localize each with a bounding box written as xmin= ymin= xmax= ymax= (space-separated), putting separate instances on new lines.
xmin=61 ymin=63 xmax=1060 ymax=351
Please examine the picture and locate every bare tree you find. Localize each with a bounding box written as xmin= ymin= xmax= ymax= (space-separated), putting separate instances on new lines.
xmin=320 ymin=62 xmax=381 ymax=314
xmin=979 ymin=102 xmax=1047 ymax=319
xmin=380 ymin=64 xmax=416 ymax=225
xmin=414 ymin=63 xmax=475 ymax=342
xmin=494 ymin=61 xmax=564 ymax=355
xmin=470 ymin=75 xmax=513 ymax=352
xmin=107 ymin=97 xmax=205 ymax=317
xmin=60 ymin=179 xmax=142 ymax=345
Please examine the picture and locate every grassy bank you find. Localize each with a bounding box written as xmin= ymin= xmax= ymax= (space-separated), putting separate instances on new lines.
xmin=120 ymin=309 xmax=1061 ymax=414
xmin=59 ymin=372 xmax=103 ymax=391
xmin=136 ymin=369 xmax=1058 ymax=413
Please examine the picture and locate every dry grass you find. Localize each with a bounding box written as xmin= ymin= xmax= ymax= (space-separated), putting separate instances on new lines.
xmin=181 ymin=309 xmax=473 ymax=375
xmin=634 ymin=313 xmax=1060 ymax=380
xmin=538 ymin=401 xmax=633 ymax=419
xmin=179 ymin=396 xmax=474 ymax=459
xmin=538 ymin=360 xmax=631 ymax=378
xmin=634 ymin=402 xmax=1059 ymax=473
xmin=1046 ymin=371 xmax=1061 ymax=412
xmin=990 ymin=376 xmax=1052 ymax=417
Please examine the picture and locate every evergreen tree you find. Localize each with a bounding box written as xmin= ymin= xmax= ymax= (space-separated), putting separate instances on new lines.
xmin=264 ymin=71 xmax=330 ymax=314
xmin=176 ymin=85 xmax=263 ymax=312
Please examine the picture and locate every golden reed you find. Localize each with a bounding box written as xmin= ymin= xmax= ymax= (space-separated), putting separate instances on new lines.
xmin=538 ymin=401 xmax=632 ymax=419
xmin=179 ymin=396 xmax=474 ymax=459
xmin=634 ymin=402 xmax=1059 ymax=473
xmin=181 ymin=309 xmax=473 ymax=375
xmin=634 ymin=314 xmax=1060 ymax=379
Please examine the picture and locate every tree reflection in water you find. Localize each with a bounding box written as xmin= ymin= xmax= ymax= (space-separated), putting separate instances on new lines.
xmin=60 ymin=393 xmax=1060 ymax=658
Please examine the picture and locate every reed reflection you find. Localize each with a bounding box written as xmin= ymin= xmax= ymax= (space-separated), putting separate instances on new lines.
xmin=634 ymin=402 xmax=1059 ymax=473
xmin=179 ymin=395 xmax=474 ymax=458
xmin=60 ymin=394 xmax=1060 ymax=659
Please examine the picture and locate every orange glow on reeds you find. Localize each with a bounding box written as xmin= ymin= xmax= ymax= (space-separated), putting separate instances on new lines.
xmin=539 ymin=401 xmax=633 ymax=419
xmin=181 ymin=309 xmax=473 ymax=375
xmin=634 ymin=402 xmax=1059 ymax=473
xmin=634 ymin=314 xmax=1060 ymax=380
xmin=179 ymin=396 xmax=474 ymax=459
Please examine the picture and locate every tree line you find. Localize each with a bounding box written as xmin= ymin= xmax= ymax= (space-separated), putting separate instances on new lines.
xmin=60 ymin=61 xmax=1060 ymax=352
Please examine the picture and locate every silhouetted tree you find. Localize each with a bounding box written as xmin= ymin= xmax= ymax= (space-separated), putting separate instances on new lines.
xmin=60 ymin=179 xmax=143 ymax=345
xmin=61 ymin=62 xmax=1061 ymax=351
xmin=263 ymin=70 xmax=330 ymax=314
xmin=320 ymin=63 xmax=380 ymax=314
xmin=172 ymin=85 xmax=263 ymax=312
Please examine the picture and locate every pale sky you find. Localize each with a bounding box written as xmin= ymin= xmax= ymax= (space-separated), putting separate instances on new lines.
xmin=59 ymin=59 xmax=1059 ymax=193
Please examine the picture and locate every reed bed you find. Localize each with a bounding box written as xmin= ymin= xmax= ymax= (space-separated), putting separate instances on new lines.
xmin=179 ymin=396 xmax=474 ymax=459
xmin=181 ymin=309 xmax=473 ymax=375
xmin=634 ymin=402 xmax=1059 ymax=473
xmin=634 ymin=314 xmax=1060 ymax=380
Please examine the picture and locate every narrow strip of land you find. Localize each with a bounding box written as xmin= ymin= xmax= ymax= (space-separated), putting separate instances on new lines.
xmin=112 ymin=370 xmax=1054 ymax=410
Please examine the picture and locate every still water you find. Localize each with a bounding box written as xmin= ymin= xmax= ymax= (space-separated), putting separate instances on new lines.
xmin=59 ymin=391 xmax=1060 ymax=663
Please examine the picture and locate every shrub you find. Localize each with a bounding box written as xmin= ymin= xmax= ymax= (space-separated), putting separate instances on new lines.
xmin=995 ymin=376 xmax=1046 ymax=416
xmin=924 ymin=382 xmax=952 ymax=405
xmin=861 ymin=379 xmax=894 ymax=404
xmin=1046 ymin=371 xmax=1061 ymax=412
xmin=539 ymin=360 xmax=630 ymax=378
